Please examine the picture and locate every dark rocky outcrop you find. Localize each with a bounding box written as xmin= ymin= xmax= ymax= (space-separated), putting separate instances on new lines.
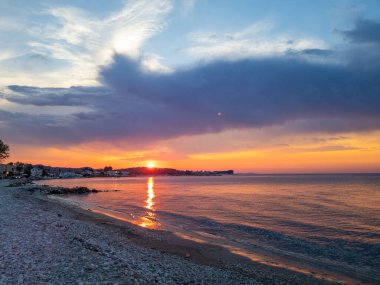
xmin=26 ymin=185 xmax=101 ymax=195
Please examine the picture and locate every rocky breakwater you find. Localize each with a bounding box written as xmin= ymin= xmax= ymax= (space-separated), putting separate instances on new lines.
xmin=26 ymin=185 xmax=102 ymax=195
xmin=7 ymin=182 xmax=119 ymax=195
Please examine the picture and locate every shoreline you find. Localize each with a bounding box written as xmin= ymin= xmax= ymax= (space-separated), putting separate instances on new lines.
xmin=0 ymin=180 xmax=356 ymax=284
xmin=51 ymin=196 xmax=367 ymax=285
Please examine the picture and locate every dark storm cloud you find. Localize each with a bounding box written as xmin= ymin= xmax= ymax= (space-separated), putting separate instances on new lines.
xmin=1 ymin=19 xmax=380 ymax=145
xmin=0 ymin=109 xmax=76 ymax=144
xmin=98 ymin=54 xmax=380 ymax=131
xmin=341 ymin=19 xmax=380 ymax=43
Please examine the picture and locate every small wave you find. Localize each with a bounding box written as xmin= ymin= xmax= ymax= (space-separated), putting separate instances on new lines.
xmin=155 ymin=210 xmax=380 ymax=269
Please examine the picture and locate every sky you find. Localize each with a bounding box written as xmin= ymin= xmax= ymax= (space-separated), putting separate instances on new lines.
xmin=1 ymin=0 xmax=380 ymax=173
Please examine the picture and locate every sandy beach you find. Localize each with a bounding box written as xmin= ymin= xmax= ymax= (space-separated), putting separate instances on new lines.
xmin=0 ymin=180 xmax=343 ymax=284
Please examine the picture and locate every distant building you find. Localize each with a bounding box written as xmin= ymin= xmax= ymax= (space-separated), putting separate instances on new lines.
xmin=47 ymin=168 xmax=60 ymax=178
xmin=59 ymin=171 xmax=79 ymax=178
xmin=120 ymin=170 xmax=130 ymax=176
xmin=106 ymin=170 xmax=119 ymax=177
xmin=31 ymin=166 xmax=44 ymax=178
xmin=93 ymin=170 xmax=103 ymax=176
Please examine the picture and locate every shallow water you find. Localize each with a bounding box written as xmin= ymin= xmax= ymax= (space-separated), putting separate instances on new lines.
xmin=40 ymin=174 xmax=380 ymax=283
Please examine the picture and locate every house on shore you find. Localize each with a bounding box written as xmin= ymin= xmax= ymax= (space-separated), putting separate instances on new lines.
xmin=0 ymin=164 xmax=16 ymax=178
xmin=31 ymin=166 xmax=44 ymax=178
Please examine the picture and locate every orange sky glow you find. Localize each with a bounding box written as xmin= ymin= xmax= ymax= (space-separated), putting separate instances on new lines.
xmin=7 ymin=130 xmax=380 ymax=173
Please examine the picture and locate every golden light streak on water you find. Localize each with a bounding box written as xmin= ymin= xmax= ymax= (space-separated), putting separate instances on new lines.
xmin=146 ymin=177 xmax=155 ymax=210
xmin=140 ymin=177 xmax=156 ymax=228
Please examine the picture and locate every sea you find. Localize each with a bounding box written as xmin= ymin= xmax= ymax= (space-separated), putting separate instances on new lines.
xmin=39 ymin=174 xmax=380 ymax=283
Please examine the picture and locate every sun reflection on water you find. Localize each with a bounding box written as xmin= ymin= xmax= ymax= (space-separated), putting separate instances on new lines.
xmin=139 ymin=177 xmax=157 ymax=228
xmin=146 ymin=177 xmax=155 ymax=210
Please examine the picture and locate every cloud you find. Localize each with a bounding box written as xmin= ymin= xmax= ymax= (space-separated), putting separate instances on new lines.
xmin=186 ymin=19 xmax=327 ymax=60
xmin=301 ymin=145 xmax=364 ymax=152
xmin=100 ymin=53 xmax=380 ymax=125
xmin=3 ymin=85 xmax=110 ymax=107
xmin=342 ymin=19 xmax=380 ymax=43
xmin=2 ymin=17 xmax=380 ymax=148
xmin=297 ymin=49 xmax=334 ymax=56
xmin=0 ymin=0 xmax=172 ymax=87
xmin=140 ymin=53 xmax=173 ymax=74
xmin=1 ymin=35 xmax=380 ymax=147
xmin=0 ymin=109 xmax=75 ymax=145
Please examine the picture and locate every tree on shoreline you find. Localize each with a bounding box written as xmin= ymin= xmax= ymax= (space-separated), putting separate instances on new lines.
xmin=0 ymin=140 xmax=10 ymax=162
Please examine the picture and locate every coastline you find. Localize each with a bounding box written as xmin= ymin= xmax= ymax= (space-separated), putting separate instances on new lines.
xmin=0 ymin=181 xmax=348 ymax=284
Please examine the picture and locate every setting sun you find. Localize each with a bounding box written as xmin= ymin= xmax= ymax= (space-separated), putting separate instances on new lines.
xmin=147 ymin=162 xmax=155 ymax=168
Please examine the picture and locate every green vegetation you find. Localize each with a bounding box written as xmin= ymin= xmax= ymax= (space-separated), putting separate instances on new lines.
xmin=0 ymin=140 xmax=10 ymax=161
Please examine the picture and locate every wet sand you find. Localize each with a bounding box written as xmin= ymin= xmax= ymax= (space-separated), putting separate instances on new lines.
xmin=0 ymin=181 xmax=345 ymax=284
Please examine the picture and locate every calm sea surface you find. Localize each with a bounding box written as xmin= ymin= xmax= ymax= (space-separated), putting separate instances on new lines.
xmin=40 ymin=174 xmax=380 ymax=283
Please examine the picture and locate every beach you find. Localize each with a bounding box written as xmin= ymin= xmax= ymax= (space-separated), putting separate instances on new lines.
xmin=0 ymin=180 xmax=339 ymax=285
